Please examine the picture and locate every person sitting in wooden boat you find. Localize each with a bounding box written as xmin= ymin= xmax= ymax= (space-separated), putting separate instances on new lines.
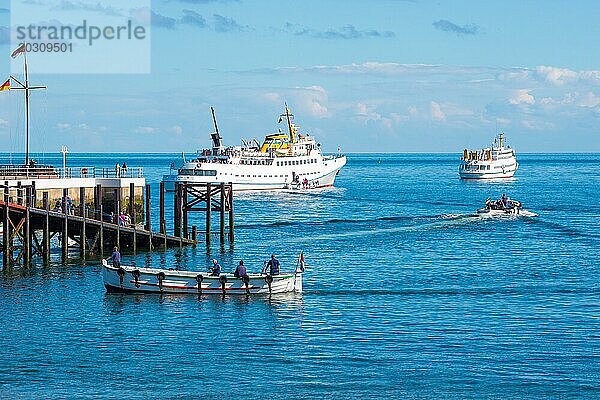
xmin=265 ymin=254 xmax=280 ymax=276
xmin=210 ymin=259 xmax=221 ymax=276
xmin=107 ymin=246 xmax=121 ymax=268
xmin=233 ymin=260 xmax=247 ymax=278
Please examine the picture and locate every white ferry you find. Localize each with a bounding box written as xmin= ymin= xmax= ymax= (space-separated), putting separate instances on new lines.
xmin=163 ymin=106 xmax=346 ymax=191
xmin=459 ymin=133 xmax=518 ymax=179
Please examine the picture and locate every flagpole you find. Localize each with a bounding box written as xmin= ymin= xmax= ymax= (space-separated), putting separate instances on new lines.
xmin=24 ymin=45 xmax=30 ymax=166
xmin=10 ymin=43 xmax=45 ymax=167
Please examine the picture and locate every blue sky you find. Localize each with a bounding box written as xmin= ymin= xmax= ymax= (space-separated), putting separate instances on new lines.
xmin=1 ymin=0 xmax=600 ymax=154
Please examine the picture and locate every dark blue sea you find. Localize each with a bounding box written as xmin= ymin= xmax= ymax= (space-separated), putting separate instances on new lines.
xmin=1 ymin=153 xmax=599 ymax=399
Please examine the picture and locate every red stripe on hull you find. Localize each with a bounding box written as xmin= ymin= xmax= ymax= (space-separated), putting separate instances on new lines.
xmin=130 ymin=280 xmax=259 ymax=291
xmin=460 ymin=175 xmax=514 ymax=180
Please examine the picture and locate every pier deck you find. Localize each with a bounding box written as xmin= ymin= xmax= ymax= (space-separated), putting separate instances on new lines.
xmin=1 ymin=190 xmax=194 ymax=268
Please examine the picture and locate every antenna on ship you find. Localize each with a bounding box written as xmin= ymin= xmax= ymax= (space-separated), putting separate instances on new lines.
xmin=10 ymin=43 xmax=46 ymax=166
xmin=210 ymin=106 xmax=223 ymax=156
xmin=280 ymin=103 xmax=296 ymax=143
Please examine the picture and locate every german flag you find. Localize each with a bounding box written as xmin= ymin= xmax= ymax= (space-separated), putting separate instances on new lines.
xmin=0 ymin=79 xmax=9 ymax=92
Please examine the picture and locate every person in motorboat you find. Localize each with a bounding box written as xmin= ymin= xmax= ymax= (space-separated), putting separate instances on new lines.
xmin=210 ymin=259 xmax=221 ymax=276
xmin=233 ymin=260 xmax=247 ymax=278
xmin=265 ymin=254 xmax=280 ymax=276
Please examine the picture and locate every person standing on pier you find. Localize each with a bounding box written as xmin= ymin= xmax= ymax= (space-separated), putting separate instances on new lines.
xmin=108 ymin=246 xmax=121 ymax=268
xmin=115 ymin=163 xmax=121 ymax=178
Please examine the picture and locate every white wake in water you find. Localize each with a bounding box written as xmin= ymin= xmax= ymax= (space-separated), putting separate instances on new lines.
xmin=293 ymin=211 xmax=537 ymax=242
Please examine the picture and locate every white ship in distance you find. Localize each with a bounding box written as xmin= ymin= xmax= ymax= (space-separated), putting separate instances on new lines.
xmin=163 ymin=105 xmax=347 ymax=191
xmin=459 ymin=133 xmax=518 ymax=179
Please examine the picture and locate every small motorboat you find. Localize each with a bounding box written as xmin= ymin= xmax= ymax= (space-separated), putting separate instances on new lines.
xmin=102 ymin=259 xmax=303 ymax=294
xmin=477 ymin=196 xmax=537 ymax=217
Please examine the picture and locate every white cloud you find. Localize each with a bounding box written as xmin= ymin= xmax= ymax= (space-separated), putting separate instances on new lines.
xmin=579 ymin=92 xmax=600 ymax=108
xmin=295 ymin=86 xmax=330 ymax=118
xmin=539 ymin=92 xmax=575 ymax=105
xmin=536 ymin=66 xmax=578 ymax=86
xmin=430 ymin=101 xmax=446 ymax=121
xmin=263 ymin=92 xmax=281 ymax=103
xmin=170 ymin=125 xmax=183 ymax=135
xmin=57 ymin=123 xmax=71 ymax=130
xmin=497 ymin=69 xmax=531 ymax=82
xmin=509 ymin=89 xmax=535 ymax=105
xmin=0 ymin=118 xmax=8 ymax=127
xmin=355 ymin=102 xmax=382 ymax=122
xmin=522 ymin=119 xmax=555 ymax=130
xmin=390 ymin=112 xmax=409 ymax=123
xmin=134 ymin=126 xmax=160 ymax=134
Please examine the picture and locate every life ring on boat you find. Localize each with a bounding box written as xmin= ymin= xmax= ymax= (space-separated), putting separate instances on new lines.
xmin=117 ymin=267 xmax=125 ymax=286
xmin=157 ymin=271 xmax=166 ymax=290
xmin=132 ymin=269 xmax=141 ymax=288
xmin=81 ymin=167 xmax=88 ymax=175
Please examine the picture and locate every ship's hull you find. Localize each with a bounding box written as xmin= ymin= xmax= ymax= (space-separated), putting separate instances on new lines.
xmin=164 ymin=155 xmax=346 ymax=191
xmin=102 ymin=260 xmax=302 ymax=295
xmin=459 ymin=161 xmax=518 ymax=180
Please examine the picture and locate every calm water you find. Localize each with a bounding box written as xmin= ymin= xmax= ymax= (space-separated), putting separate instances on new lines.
xmin=1 ymin=153 xmax=600 ymax=399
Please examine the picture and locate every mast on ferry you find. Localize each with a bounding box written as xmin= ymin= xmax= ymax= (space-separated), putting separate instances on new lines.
xmin=10 ymin=44 xmax=46 ymax=166
xmin=210 ymin=106 xmax=223 ymax=156
xmin=280 ymin=103 xmax=296 ymax=143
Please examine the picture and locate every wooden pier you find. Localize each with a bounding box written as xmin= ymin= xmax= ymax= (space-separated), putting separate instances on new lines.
xmin=173 ymin=182 xmax=234 ymax=245
xmin=0 ymin=182 xmax=196 ymax=268
xmin=0 ymin=179 xmax=236 ymax=268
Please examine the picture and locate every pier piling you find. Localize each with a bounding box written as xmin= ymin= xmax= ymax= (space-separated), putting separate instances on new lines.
xmin=80 ymin=187 xmax=86 ymax=258
xmin=24 ymin=187 xmax=31 ymax=265
xmin=42 ymin=192 xmax=50 ymax=263
xmin=62 ymin=188 xmax=68 ymax=260
xmin=205 ymin=183 xmax=212 ymax=244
